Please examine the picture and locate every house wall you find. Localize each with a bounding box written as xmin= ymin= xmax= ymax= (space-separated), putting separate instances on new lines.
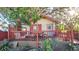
xmin=35 ymin=18 xmax=55 ymax=31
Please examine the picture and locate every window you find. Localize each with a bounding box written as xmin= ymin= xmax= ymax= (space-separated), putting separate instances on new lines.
xmin=48 ymin=25 xmax=52 ymax=29
xmin=47 ymin=24 xmax=55 ymax=36
xmin=47 ymin=24 xmax=53 ymax=30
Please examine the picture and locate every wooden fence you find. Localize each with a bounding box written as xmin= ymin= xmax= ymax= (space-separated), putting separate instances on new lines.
xmin=0 ymin=30 xmax=79 ymax=42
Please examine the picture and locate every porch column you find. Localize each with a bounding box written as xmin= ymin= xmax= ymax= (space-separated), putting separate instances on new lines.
xmin=53 ymin=23 xmax=55 ymax=31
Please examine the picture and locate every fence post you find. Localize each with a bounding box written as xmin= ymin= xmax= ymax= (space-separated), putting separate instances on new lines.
xmin=36 ymin=32 xmax=39 ymax=48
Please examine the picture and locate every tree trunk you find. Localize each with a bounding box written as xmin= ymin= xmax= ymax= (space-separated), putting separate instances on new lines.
xmin=16 ymin=18 xmax=21 ymax=31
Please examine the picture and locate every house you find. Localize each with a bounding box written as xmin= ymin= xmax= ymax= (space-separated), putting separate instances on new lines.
xmin=29 ymin=15 xmax=59 ymax=36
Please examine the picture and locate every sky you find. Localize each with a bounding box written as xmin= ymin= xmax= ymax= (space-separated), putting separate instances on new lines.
xmin=0 ymin=13 xmax=9 ymax=31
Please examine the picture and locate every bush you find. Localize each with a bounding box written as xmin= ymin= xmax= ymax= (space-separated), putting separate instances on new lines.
xmin=43 ymin=39 xmax=53 ymax=51
xmin=51 ymin=38 xmax=75 ymax=51
xmin=0 ymin=42 xmax=10 ymax=51
xmin=51 ymin=38 xmax=67 ymax=51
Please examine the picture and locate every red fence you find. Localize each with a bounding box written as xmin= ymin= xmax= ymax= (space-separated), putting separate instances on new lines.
xmin=0 ymin=31 xmax=8 ymax=41
xmin=0 ymin=30 xmax=79 ymax=42
xmin=8 ymin=30 xmax=73 ymax=41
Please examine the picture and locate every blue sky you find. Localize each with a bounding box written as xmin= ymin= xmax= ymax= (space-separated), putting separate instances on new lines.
xmin=0 ymin=13 xmax=9 ymax=31
xmin=0 ymin=13 xmax=9 ymax=24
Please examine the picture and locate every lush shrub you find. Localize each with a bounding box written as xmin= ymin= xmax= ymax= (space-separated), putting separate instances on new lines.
xmin=0 ymin=42 xmax=10 ymax=51
xmin=51 ymin=38 xmax=67 ymax=51
xmin=51 ymin=38 xmax=76 ymax=51
xmin=43 ymin=39 xmax=53 ymax=51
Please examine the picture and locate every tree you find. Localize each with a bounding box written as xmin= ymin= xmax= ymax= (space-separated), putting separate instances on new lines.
xmin=45 ymin=7 xmax=79 ymax=31
xmin=0 ymin=7 xmax=41 ymax=26
xmin=0 ymin=7 xmax=79 ymax=31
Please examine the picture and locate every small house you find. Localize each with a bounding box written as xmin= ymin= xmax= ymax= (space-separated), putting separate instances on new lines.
xmin=29 ymin=14 xmax=59 ymax=37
